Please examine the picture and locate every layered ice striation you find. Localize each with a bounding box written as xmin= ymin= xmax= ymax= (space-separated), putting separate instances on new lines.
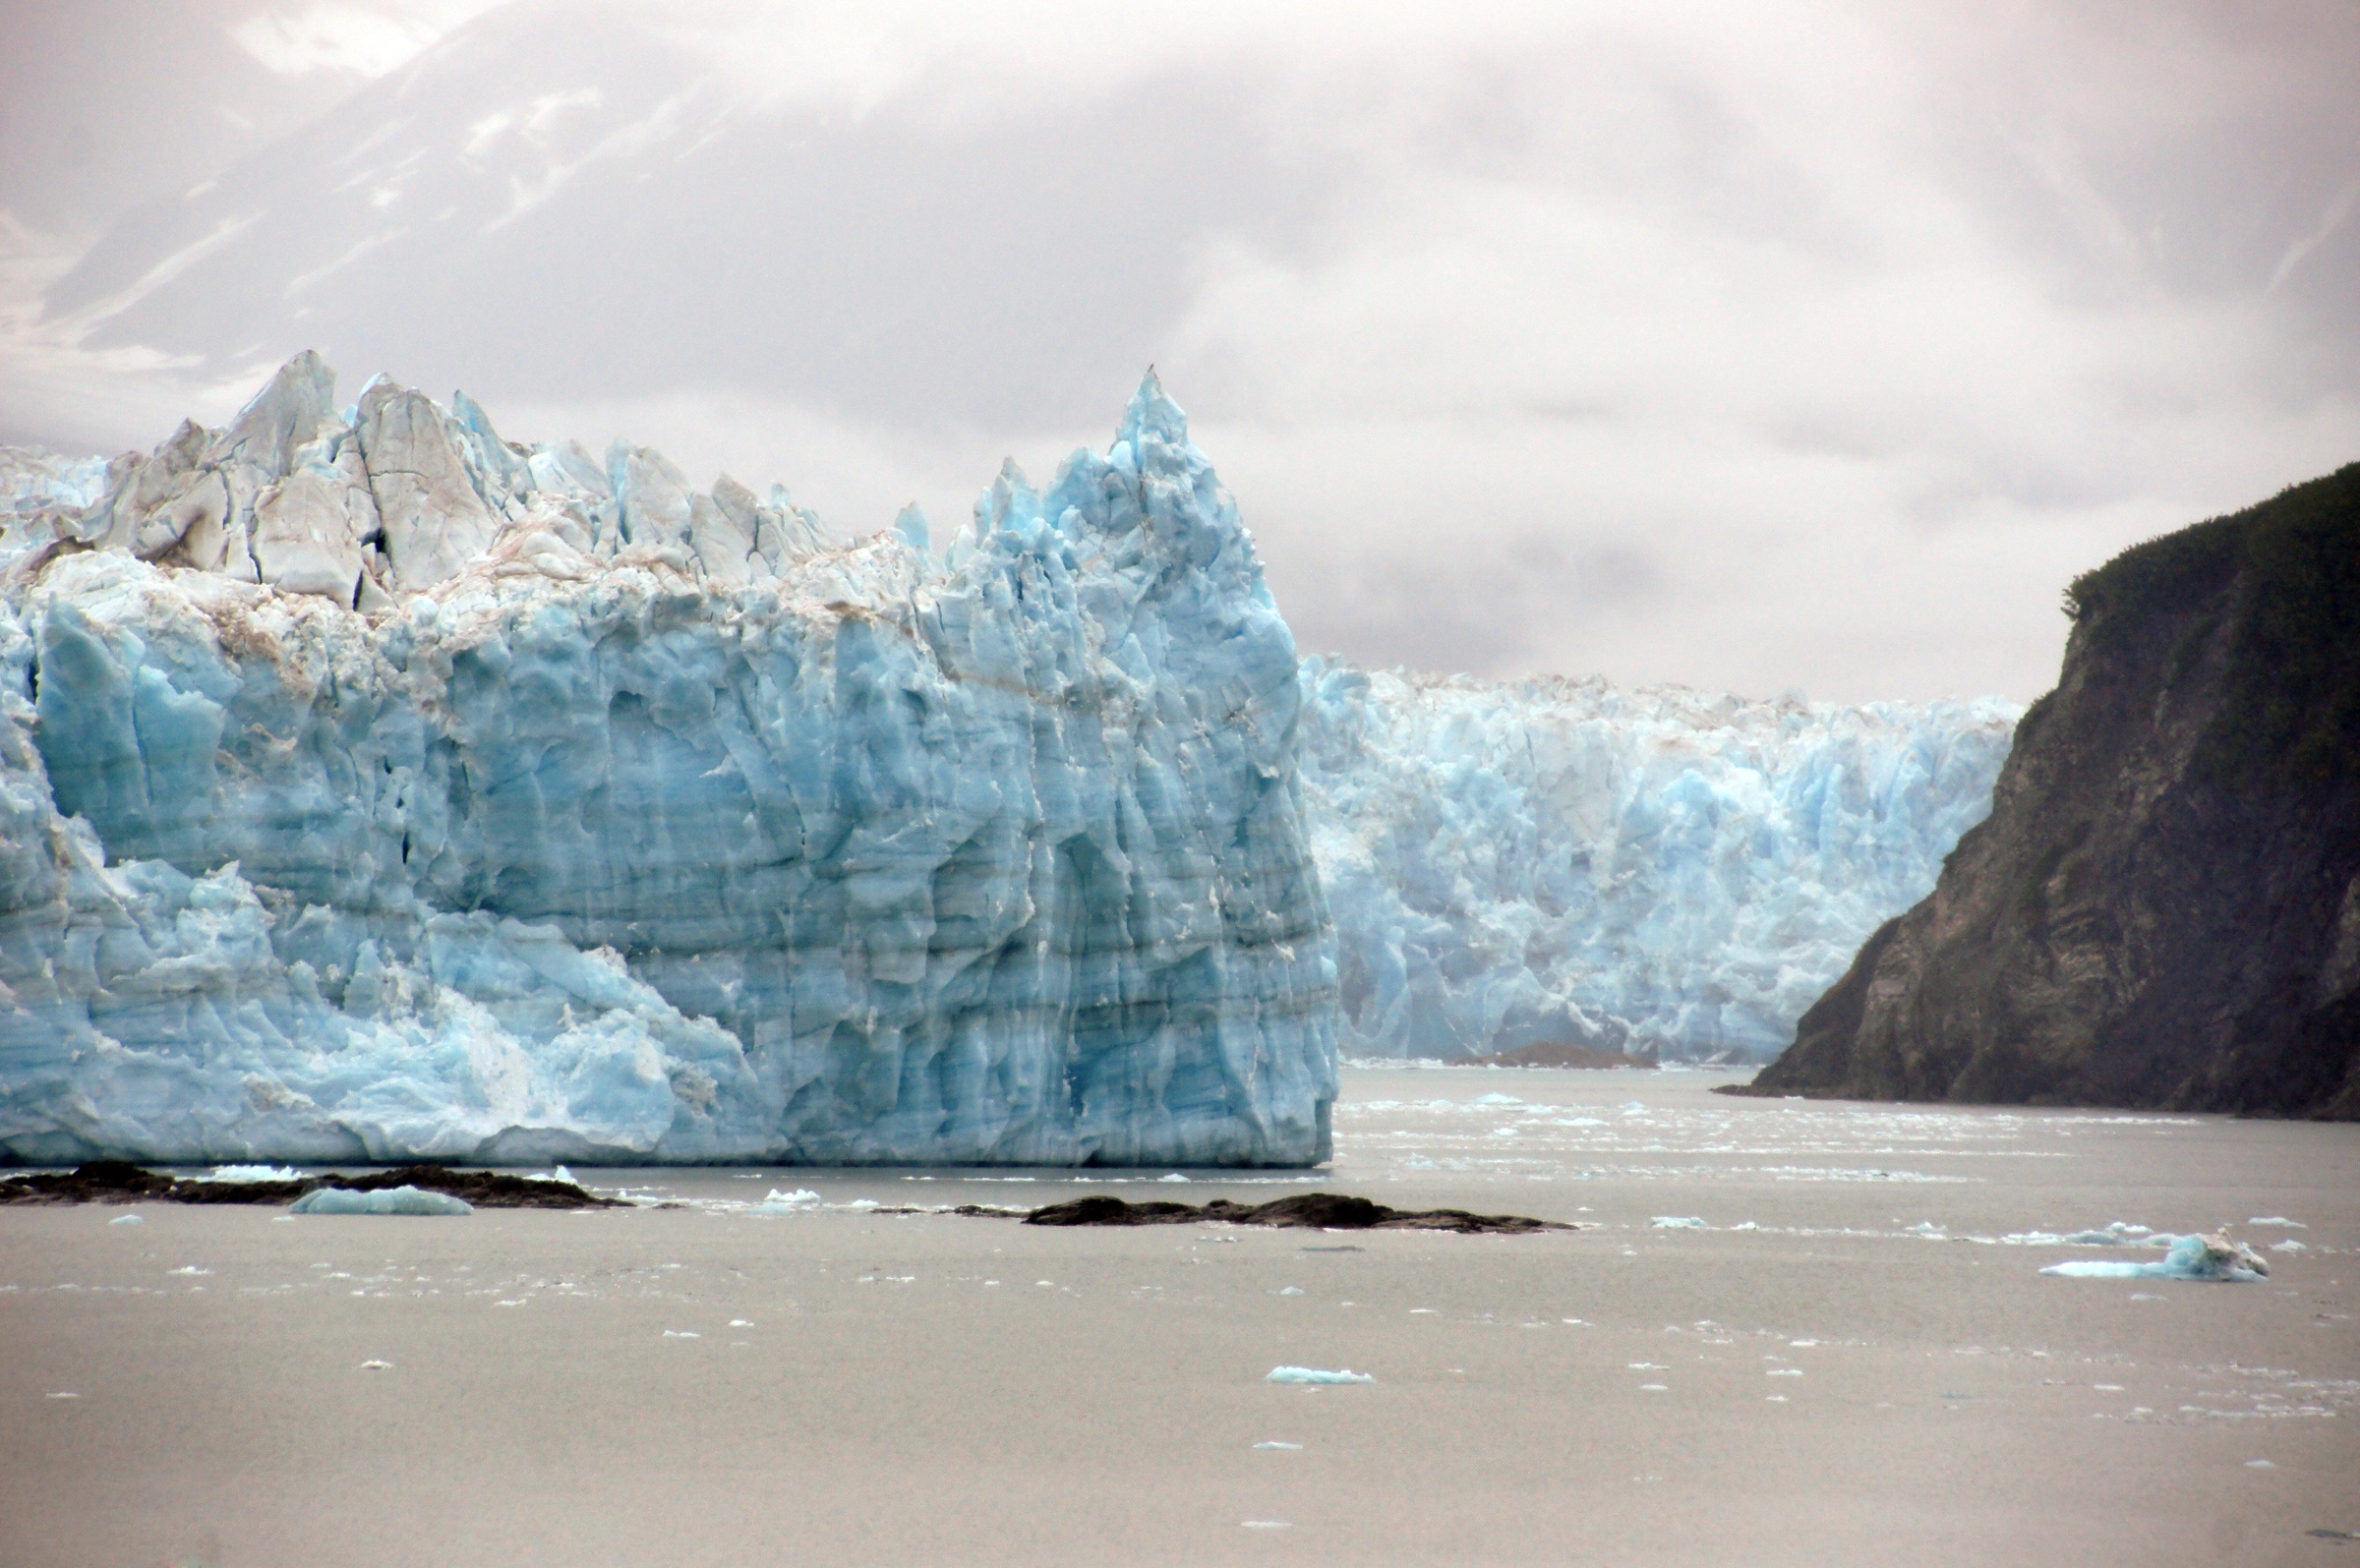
xmin=1296 ymin=664 xmax=2019 ymax=1063
xmin=0 ymin=355 xmax=1335 ymax=1166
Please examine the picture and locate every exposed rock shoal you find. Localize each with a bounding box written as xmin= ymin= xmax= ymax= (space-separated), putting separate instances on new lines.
xmin=1013 ymin=1191 xmax=1572 ymax=1234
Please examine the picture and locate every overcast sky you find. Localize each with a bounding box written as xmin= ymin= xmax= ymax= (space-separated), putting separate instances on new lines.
xmin=3 ymin=0 xmax=2354 ymax=702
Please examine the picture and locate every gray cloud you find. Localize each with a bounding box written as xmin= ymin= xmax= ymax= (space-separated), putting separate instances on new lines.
xmin=3 ymin=0 xmax=2354 ymax=704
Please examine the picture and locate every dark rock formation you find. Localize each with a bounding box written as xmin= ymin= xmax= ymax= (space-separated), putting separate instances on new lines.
xmin=1736 ymin=464 xmax=2360 ymax=1118
xmin=0 ymin=1161 xmax=620 ymax=1208
xmin=1015 ymin=1191 xmax=1571 ymax=1233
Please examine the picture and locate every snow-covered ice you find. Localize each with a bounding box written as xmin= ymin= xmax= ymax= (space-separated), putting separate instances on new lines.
xmin=288 ymin=1185 xmax=474 ymax=1215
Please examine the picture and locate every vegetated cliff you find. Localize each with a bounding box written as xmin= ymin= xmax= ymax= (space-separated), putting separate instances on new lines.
xmin=1740 ymin=464 xmax=2360 ymax=1118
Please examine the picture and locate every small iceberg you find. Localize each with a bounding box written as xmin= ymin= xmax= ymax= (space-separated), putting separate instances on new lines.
xmin=196 ymin=1165 xmax=306 ymax=1183
xmin=1651 ymin=1216 xmax=1707 ymax=1229
xmin=108 ymin=1213 xmax=144 ymax=1226
xmin=2039 ymin=1232 xmax=2267 ymax=1282
xmin=1267 ymin=1365 xmax=1376 ymax=1385
xmin=290 ymin=1186 xmax=473 ymax=1216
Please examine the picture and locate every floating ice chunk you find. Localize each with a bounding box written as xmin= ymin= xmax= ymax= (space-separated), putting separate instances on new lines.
xmin=289 ymin=1186 xmax=473 ymax=1216
xmin=662 ymin=1330 xmax=699 ymax=1339
xmin=45 ymin=1391 xmax=78 ymax=1400
xmin=108 ymin=1214 xmax=143 ymax=1226
xmin=1158 ymin=1173 xmax=1191 ymax=1183
xmin=1651 ymin=1216 xmax=1706 ymax=1229
xmin=1639 ymin=1384 xmax=1668 ymax=1392
xmin=1253 ymin=1441 xmax=1303 ymax=1450
xmin=198 ymin=1165 xmax=306 ymax=1183
xmin=1241 ymin=1521 xmax=1292 ymax=1530
xmin=2270 ymin=1240 xmax=2307 ymax=1253
xmin=751 ymin=1189 xmax=822 ymax=1214
xmin=167 ymin=1265 xmax=212 ymax=1276
xmin=1271 ymin=1286 xmax=1305 ymax=1296
xmin=729 ymin=1319 xmax=752 ymax=1327
xmin=2039 ymin=1232 xmax=2267 ymax=1282
xmin=2248 ymin=1217 xmax=2305 ymax=1228
xmin=1767 ymin=1368 xmax=1803 ymax=1377
xmin=1266 ymin=1366 xmax=1375 ymax=1385
xmin=1473 ymin=1093 xmax=1523 ymax=1106
xmin=2246 ymin=1459 xmax=2274 ymax=1469
xmin=359 ymin=1360 xmax=392 ymax=1371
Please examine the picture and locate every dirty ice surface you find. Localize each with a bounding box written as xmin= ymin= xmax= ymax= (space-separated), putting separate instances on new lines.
xmin=2040 ymin=1233 xmax=2270 ymax=1283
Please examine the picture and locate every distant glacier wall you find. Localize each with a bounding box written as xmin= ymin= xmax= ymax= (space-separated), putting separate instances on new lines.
xmin=0 ymin=357 xmax=1336 ymax=1166
xmin=1297 ymin=663 xmax=2019 ymax=1063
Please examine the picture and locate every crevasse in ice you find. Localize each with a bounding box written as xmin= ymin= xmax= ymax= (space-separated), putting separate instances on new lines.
xmin=1295 ymin=662 xmax=2018 ymax=1062
xmin=0 ymin=356 xmax=1336 ymax=1166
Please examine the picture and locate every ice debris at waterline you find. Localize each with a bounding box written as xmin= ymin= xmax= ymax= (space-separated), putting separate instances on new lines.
xmin=290 ymin=1185 xmax=472 ymax=1216
xmin=0 ymin=1161 xmax=617 ymax=1208
xmin=0 ymin=355 xmax=1335 ymax=1167
xmin=1267 ymin=1366 xmax=1376 ymax=1385
xmin=2039 ymin=1232 xmax=2270 ymax=1282
xmin=1296 ymin=662 xmax=2018 ymax=1062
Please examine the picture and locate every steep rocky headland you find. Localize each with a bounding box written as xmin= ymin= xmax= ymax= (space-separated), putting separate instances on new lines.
xmin=1741 ymin=464 xmax=2360 ymax=1118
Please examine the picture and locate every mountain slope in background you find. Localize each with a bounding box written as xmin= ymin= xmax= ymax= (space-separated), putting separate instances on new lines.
xmin=30 ymin=0 xmax=1303 ymax=437
xmin=1742 ymin=464 xmax=2360 ymax=1118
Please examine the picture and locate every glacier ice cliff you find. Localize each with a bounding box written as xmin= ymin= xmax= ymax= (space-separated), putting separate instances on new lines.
xmin=1296 ymin=664 xmax=2019 ymax=1063
xmin=0 ymin=356 xmax=1336 ymax=1166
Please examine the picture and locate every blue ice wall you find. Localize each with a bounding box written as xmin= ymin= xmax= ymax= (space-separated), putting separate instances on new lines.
xmin=1296 ymin=662 xmax=2019 ymax=1063
xmin=0 ymin=360 xmax=1336 ymax=1165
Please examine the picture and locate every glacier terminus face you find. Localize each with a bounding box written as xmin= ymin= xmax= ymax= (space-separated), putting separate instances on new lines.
xmin=1297 ymin=663 xmax=2019 ymax=1065
xmin=0 ymin=357 xmax=1338 ymax=1166
xmin=0 ymin=355 xmax=2022 ymax=1166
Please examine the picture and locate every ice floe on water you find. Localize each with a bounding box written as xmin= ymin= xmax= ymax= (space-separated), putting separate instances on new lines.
xmin=2040 ymin=1233 xmax=2270 ymax=1283
xmin=290 ymin=1185 xmax=473 ymax=1216
xmin=1267 ymin=1366 xmax=1375 ymax=1385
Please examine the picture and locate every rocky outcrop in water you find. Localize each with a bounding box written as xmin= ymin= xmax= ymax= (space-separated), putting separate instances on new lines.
xmin=1741 ymin=465 xmax=2360 ymax=1118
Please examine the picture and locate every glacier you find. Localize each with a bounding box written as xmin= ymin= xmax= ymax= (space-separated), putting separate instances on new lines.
xmin=1295 ymin=664 xmax=2018 ymax=1063
xmin=0 ymin=355 xmax=1336 ymax=1166
xmin=0 ymin=355 xmax=2020 ymax=1165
